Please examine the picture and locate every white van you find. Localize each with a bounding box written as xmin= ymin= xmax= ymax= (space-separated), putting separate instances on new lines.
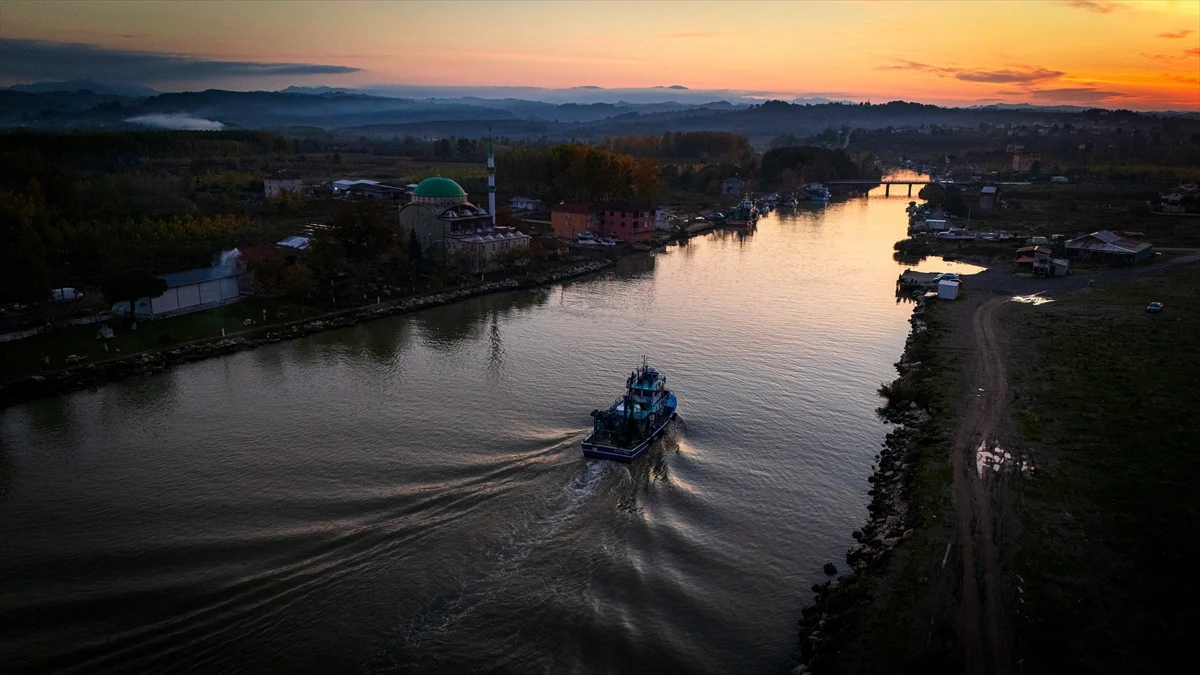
xmin=51 ymin=288 xmax=84 ymax=303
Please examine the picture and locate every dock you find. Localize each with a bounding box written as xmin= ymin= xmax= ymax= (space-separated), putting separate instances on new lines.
xmin=898 ymin=271 xmax=940 ymax=289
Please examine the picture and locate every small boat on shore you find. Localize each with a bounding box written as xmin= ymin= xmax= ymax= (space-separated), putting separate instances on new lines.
xmin=582 ymin=358 xmax=678 ymax=462
xmin=806 ymin=183 xmax=831 ymax=203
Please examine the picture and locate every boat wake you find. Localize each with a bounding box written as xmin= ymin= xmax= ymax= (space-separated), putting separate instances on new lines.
xmin=369 ymin=456 xmax=612 ymax=669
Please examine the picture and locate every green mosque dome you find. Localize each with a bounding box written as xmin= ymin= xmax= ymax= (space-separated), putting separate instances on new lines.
xmin=412 ymin=176 xmax=467 ymax=198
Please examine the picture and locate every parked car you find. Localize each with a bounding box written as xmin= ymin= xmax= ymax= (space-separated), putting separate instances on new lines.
xmin=51 ymin=287 xmax=84 ymax=303
xmin=1146 ymin=302 xmax=1163 ymax=313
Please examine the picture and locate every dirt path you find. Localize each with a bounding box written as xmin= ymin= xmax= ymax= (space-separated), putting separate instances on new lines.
xmin=946 ymin=295 xmax=1015 ymax=675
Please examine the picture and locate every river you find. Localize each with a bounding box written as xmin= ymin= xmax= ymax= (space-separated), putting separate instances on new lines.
xmin=0 ymin=173 xmax=955 ymax=673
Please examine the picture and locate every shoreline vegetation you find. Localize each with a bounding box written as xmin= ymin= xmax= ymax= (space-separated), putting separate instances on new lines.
xmin=0 ymin=259 xmax=612 ymax=408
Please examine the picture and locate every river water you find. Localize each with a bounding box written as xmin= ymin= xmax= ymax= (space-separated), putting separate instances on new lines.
xmin=1 ymin=174 xmax=949 ymax=674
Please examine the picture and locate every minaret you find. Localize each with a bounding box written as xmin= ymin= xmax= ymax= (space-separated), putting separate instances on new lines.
xmin=487 ymin=128 xmax=496 ymax=226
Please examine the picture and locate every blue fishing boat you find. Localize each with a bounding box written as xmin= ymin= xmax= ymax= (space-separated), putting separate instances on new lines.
xmin=806 ymin=183 xmax=831 ymax=203
xmin=582 ymin=358 xmax=678 ymax=462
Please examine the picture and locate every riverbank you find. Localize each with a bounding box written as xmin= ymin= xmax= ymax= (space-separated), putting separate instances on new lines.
xmin=0 ymin=259 xmax=613 ymax=408
xmin=796 ymin=261 xmax=1200 ymax=674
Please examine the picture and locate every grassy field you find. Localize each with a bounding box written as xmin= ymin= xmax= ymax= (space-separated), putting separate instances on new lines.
xmin=0 ymin=298 xmax=323 ymax=380
xmin=1009 ymin=266 xmax=1200 ymax=674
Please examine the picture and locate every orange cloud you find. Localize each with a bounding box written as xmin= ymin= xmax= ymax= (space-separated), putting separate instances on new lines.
xmin=878 ymin=61 xmax=1064 ymax=84
xmin=1157 ymin=30 xmax=1194 ymax=38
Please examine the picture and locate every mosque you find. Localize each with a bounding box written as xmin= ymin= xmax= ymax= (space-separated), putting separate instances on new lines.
xmin=398 ymin=139 xmax=529 ymax=271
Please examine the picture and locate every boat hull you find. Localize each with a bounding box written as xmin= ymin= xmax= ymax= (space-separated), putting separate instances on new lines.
xmin=582 ymin=405 xmax=677 ymax=463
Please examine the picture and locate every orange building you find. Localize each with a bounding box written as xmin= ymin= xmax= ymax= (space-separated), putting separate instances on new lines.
xmin=550 ymin=203 xmax=597 ymax=240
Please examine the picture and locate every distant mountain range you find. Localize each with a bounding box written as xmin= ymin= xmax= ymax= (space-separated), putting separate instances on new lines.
xmin=2 ymin=81 xmax=1195 ymax=144
xmin=7 ymin=79 xmax=160 ymax=97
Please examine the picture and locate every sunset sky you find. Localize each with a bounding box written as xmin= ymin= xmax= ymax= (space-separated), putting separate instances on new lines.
xmin=2 ymin=0 xmax=1198 ymax=109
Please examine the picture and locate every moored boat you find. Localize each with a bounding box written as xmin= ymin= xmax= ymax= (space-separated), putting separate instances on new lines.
xmin=723 ymin=198 xmax=759 ymax=229
xmin=806 ymin=183 xmax=831 ymax=203
xmin=582 ymin=358 xmax=678 ymax=462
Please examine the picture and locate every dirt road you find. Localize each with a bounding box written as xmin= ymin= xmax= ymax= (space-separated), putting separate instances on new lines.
xmin=943 ymin=296 xmax=1016 ymax=675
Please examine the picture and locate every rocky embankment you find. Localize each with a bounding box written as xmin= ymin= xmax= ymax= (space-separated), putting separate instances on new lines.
xmin=793 ymin=296 xmax=939 ymax=674
xmin=0 ymin=260 xmax=612 ymax=408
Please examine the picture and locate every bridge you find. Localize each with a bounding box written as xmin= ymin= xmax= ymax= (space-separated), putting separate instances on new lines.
xmin=825 ymin=179 xmax=1040 ymax=197
xmin=825 ymin=180 xmax=926 ymax=197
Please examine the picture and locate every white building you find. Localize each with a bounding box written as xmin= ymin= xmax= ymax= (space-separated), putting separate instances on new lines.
xmin=264 ymin=170 xmax=302 ymax=198
xmin=113 ymin=266 xmax=242 ymax=320
xmin=508 ymin=196 xmax=543 ymax=211
xmin=938 ymin=279 xmax=960 ymax=300
xmin=330 ymin=179 xmax=408 ymax=200
xmin=447 ymin=228 xmax=531 ymax=272
xmin=655 ymin=206 xmax=673 ymax=230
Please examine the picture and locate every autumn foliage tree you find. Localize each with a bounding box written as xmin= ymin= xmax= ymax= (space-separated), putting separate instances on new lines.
xmin=499 ymin=143 xmax=661 ymax=207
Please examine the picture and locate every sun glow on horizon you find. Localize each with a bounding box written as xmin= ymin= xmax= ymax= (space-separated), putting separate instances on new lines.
xmin=0 ymin=0 xmax=1197 ymax=110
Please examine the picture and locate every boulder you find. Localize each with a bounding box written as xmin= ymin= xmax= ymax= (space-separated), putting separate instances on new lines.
xmin=823 ymin=562 xmax=837 ymax=576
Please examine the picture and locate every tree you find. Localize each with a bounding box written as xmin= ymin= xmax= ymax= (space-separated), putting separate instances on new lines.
xmin=280 ymin=263 xmax=317 ymax=299
xmin=631 ymin=158 xmax=662 ymax=207
xmin=102 ymin=269 xmax=167 ymax=325
xmin=770 ymin=134 xmax=803 ymax=150
xmin=917 ymin=183 xmax=946 ymax=207
xmin=332 ymin=199 xmax=395 ymax=263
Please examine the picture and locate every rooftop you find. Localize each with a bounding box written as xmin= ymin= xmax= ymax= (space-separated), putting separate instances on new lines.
xmin=1065 ymin=230 xmax=1153 ymax=255
xmin=552 ymin=202 xmax=591 ymax=214
xmin=160 ymin=265 xmax=239 ymax=288
xmin=277 ymin=235 xmax=311 ymax=250
xmin=267 ymin=170 xmax=301 ymax=181
xmin=602 ymin=200 xmax=650 ymax=213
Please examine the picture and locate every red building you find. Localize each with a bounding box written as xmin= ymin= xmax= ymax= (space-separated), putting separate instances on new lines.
xmin=599 ymin=201 xmax=654 ymax=242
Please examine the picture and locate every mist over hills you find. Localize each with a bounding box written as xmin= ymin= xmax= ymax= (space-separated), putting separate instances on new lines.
xmin=1 ymin=82 xmax=1194 ymax=146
